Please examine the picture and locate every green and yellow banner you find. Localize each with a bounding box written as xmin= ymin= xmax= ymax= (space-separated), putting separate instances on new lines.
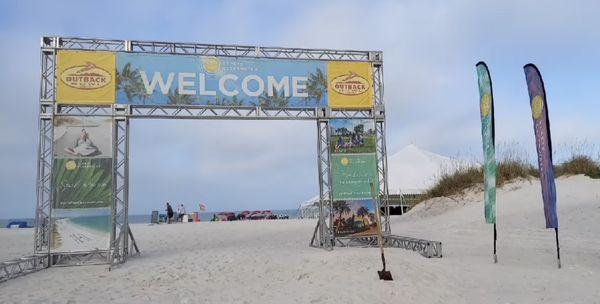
xmin=331 ymin=153 xmax=378 ymax=200
xmin=476 ymin=62 xmax=497 ymax=224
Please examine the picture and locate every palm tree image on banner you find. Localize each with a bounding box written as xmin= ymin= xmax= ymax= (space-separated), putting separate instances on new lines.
xmin=332 ymin=200 xmax=377 ymax=237
xmin=115 ymin=53 xmax=329 ymax=107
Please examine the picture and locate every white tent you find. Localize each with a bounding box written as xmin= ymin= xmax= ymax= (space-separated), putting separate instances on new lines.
xmin=298 ymin=144 xmax=464 ymax=216
xmin=297 ymin=196 xmax=320 ymax=219
xmin=387 ymin=144 xmax=464 ymax=195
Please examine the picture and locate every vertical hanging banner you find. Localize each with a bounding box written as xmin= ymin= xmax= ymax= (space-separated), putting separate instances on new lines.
xmin=51 ymin=116 xmax=114 ymax=252
xmin=329 ymin=119 xmax=379 ymax=237
xmin=331 ymin=153 xmax=378 ymax=199
xmin=524 ymin=64 xmax=558 ymax=229
xmin=476 ymin=62 xmax=497 ymax=224
xmin=56 ymin=51 xmax=116 ymax=104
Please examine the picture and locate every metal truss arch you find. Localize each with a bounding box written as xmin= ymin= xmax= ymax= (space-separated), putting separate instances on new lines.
xmin=27 ymin=36 xmax=402 ymax=274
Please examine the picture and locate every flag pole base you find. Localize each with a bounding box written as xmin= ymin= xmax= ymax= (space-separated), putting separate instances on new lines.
xmin=493 ymin=223 xmax=497 ymax=264
xmin=554 ymin=227 xmax=561 ymax=269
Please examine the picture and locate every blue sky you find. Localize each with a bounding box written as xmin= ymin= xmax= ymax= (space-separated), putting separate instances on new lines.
xmin=0 ymin=0 xmax=598 ymax=218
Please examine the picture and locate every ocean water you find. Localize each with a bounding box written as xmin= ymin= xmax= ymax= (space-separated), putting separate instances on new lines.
xmin=68 ymin=215 xmax=111 ymax=233
xmin=1 ymin=209 xmax=300 ymax=228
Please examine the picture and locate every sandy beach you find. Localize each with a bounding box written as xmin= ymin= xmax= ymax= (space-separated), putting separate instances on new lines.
xmin=50 ymin=218 xmax=111 ymax=253
xmin=1 ymin=175 xmax=599 ymax=303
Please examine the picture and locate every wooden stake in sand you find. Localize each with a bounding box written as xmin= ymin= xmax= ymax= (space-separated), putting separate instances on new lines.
xmin=370 ymin=182 xmax=393 ymax=281
xmin=493 ymin=223 xmax=497 ymax=264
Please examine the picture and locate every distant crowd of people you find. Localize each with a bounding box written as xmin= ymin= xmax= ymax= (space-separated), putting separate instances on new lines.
xmin=161 ymin=202 xmax=290 ymax=224
xmin=335 ymin=133 xmax=365 ymax=151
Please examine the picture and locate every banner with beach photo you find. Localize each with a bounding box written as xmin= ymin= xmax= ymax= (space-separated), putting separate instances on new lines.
xmin=524 ymin=64 xmax=558 ymax=229
xmin=51 ymin=115 xmax=114 ymax=252
xmin=50 ymin=158 xmax=113 ymax=252
xmin=332 ymin=199 xmax=378 ymax=237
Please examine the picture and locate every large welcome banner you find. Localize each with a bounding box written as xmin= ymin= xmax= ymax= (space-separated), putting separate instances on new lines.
xmin=524 ymin=64 xmax=558 ymax=229
xmin=56 ymin=50 xmax=375 ymax=109
xmin=51 ymin=116 xmax=113 ymax=252
xmin=329 ymin=119 xmax=379 ymax=237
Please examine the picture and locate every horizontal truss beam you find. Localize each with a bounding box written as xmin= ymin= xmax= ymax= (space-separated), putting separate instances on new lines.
xmin=335 ymin=235 xmax=443 ymax=258
xmin=0 ymin=255 xmax=49 ymax=283
xmin=51 ymin=251 xmax=111 ymax=266
xmin=53 ymin=105 xmax=381 ymax=120
xmin=42 ymin=37 xmax=382 ymax=62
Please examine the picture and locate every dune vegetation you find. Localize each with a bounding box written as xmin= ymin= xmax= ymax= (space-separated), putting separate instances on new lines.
xmin=420 ymin=143 xmax=600 ymax=201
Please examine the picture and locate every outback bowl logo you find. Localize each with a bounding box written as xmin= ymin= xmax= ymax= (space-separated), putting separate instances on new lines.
xmin=331 ymin=72 xmax=370 ymax=95
xmin=60 ymin=62 xmax=112 ymax=90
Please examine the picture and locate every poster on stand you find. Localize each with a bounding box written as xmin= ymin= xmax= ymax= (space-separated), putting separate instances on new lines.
xmin=50 ymin=158 xmax=113 ymax=252
xmin=53 ymin=116 xmax=113 ymax=159
xmin=331 ymin=153 xmax=378 ymax=201
xmin=330 ymin=119 xmax=376 ymax=154
xmin=332 ymin=199 xmax=377 ymax=237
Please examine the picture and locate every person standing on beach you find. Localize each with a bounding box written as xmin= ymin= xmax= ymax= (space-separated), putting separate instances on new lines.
xmin=166 ymin=203 xmax=174 ymax=224
xmin=177 ymin=204 xmax=187 ymax=222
